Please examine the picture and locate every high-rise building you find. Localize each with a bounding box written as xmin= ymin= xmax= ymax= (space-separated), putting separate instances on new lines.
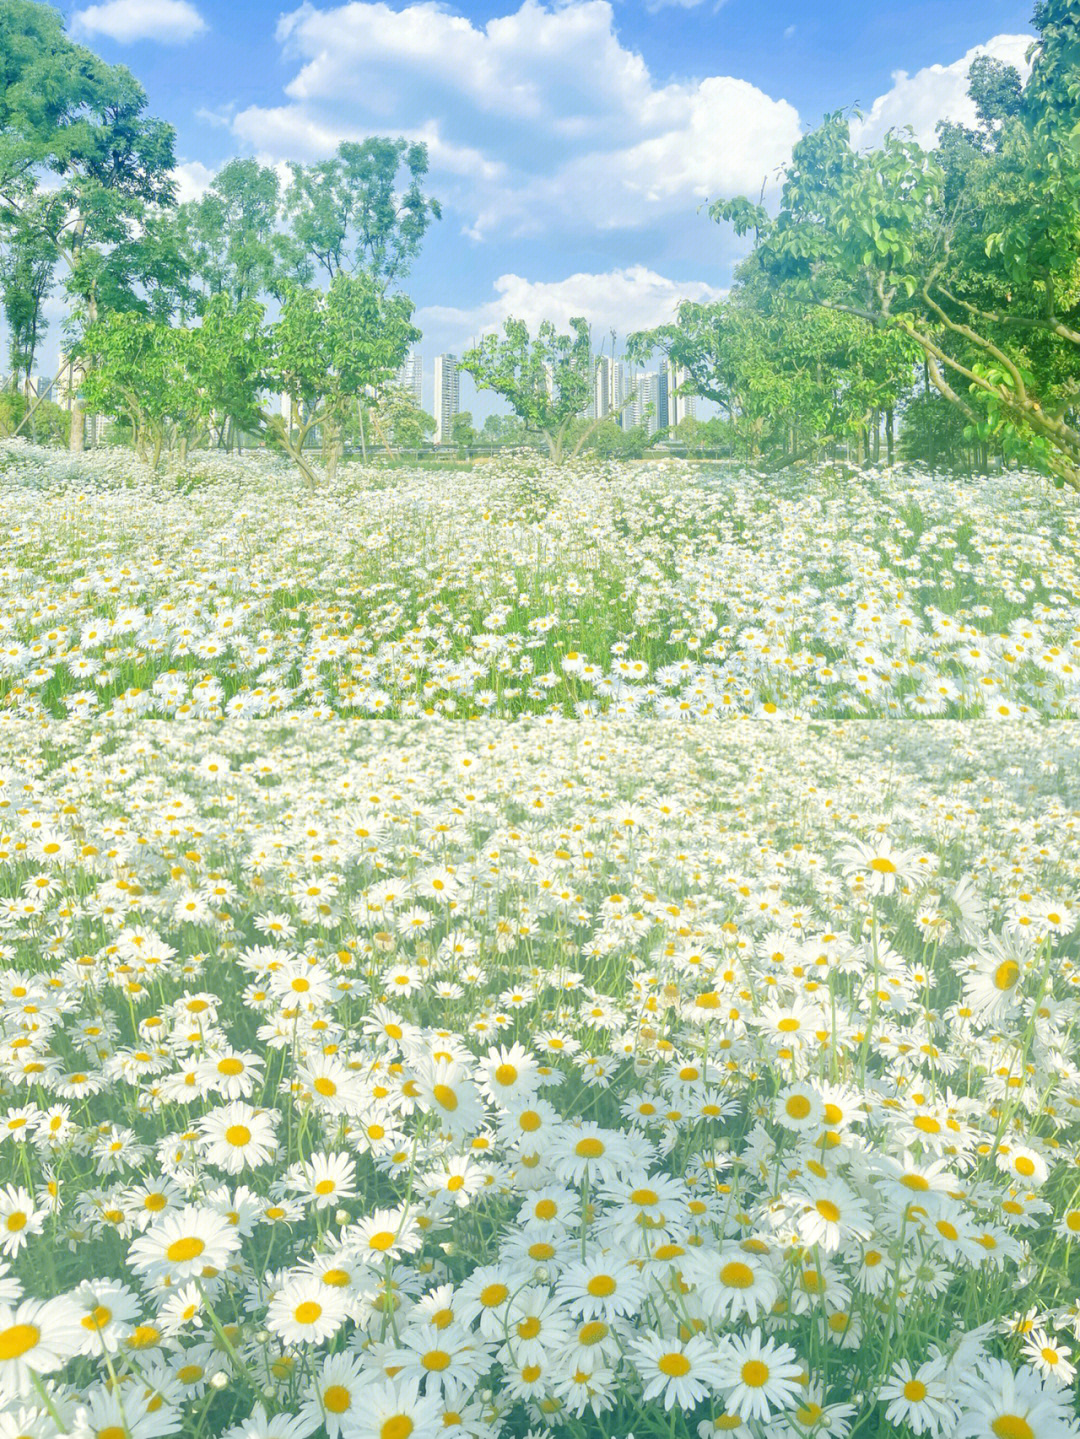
xmin=434 ymin=354 xmax=460 ymax=445
xmin=594 ymin=356 xmax=611 ymax=420
xmin=396 ymin=351 xmax=423 ymax=408
xmin=633 ymin=371 xmax=660 ymax=436
xmin=656 ymin=365 xmax=669 ymax=431
xmin=611 ymin=361 xmax=626 ymax=426
xmin=665 ymin=360 xmax=696 ymax=427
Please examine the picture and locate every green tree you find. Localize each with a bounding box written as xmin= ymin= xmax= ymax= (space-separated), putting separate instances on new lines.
xmin=0 ymin=1 xmax=179 ymax=451
xmin=481 ymin=412 xmax=529 ymax=447
xmin=263 ymin=273 xmax=420 ymax=486
xmin=713 ymin=1 xmax=1080 ymax=489
xmin=0 ymin=209 xmax=56 ymax=403
xmin=174 ymin=159 xmax=290 ymax=311
xmin=77 ymin=310 xmax=198 ymax=469
xmin=461 ymin=318 xmax=623 ymax=463
xmin=282 ymin=139 xmax=441 ymax=291
xmin=451 ymin=410 xmax=479 ymax=448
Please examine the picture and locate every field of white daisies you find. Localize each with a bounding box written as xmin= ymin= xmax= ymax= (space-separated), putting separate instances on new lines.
xmin=1 ymin=442 xmax=1078 ymax=723
xmin=1 ymin=446 xmax=1080 ymax=1439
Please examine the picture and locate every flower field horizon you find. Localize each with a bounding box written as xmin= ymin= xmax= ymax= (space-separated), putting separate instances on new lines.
xmin=1 ymin=446 xmax=1080 ymax=1439
xmin=1 ymin=443 xmax=1078 ymax=725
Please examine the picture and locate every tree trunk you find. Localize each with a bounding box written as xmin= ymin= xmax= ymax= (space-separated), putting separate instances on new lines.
xmin=68 ymin=287 xmax=96 ymax=455
xmin=886 ymin=407 xmax=894 ymax=465
xmin=69 ymin=375 xmax=85 ymax=453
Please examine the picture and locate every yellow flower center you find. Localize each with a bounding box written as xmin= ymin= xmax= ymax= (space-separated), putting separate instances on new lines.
xmin=991 ymin=1418 xmax=1034 ymax=1439
xmin=324 ymin=1385 xmax=352 ymax=1413
xmin=658 ymin=1353 xmax=691 ymax=1377
xmin=167 ymin=1236 xmax=205 ymax=1263
xmin=0 ymin=1324 xmax=39 ymax=1360
xmin=380 ymin=1418 xmax=414 ymax=1439
xmin=575 ymin=1138 xmax=605 ymax=1159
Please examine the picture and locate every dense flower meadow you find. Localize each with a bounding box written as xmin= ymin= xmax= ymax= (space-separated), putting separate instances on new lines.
xmin=0 ymin=712 xmax=1078 ymax=1439
xmin=1 ymin=443 xmax=1079 ymax=722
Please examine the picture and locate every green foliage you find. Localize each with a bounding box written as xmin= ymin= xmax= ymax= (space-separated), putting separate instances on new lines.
xmin=460 ymin=317 xmax=605 ymax=463
xmin=450 ymin=411 xmax=479 ymax=448
xmin=174 ymin=159 xmax=288 ymax=310
xmin=264 ymin=272 xmax=421 ymax=484
xmin=480 ymin=413 xmax=530 ymax=447
xmin=78 ymin=310 xmax=197 ymax=467
xmin=282 ymin=138 xmax=441 ymax=291
xmin=0 ymin=386 xmax=68 ymax=445
xmin=711 ymin=1 xmax=1080 ymax=491
xmin=587 ymin=418 xmax=651 ymax=459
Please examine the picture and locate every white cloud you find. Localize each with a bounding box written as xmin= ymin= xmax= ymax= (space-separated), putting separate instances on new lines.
xmin=231 ymin=0 xmax=801 ymax=244
xmin=416 ymin=265 xmax=726 ymax=353
xmin=171 ymin=159 xmax=216 ymax=203
xmin=72 ymin=0 xmax=208 ymax=43
xmin=850 ymin=33 xmax=1034 ymax=151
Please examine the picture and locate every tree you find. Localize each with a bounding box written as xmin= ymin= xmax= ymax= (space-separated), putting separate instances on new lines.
xmin=712 ymin=1 xmax=1080 ymax=490
xmin=0 ymin=1 xmax=179 ymax=451
xmin=481 ymin=412 xmax=529 ymax=447
xmin=263 ymin=272 xmax=420 ymax=486
xmin=282 ymin=139 xmax=441 ymax=291
xmin=461 ymin=317 xmax=625 ymax=463
xmin=77 ymin=310 xmax=203 ymax=469
xmin=628 ymin=274 xmax=915 ymax=467
xmin=0 ymin=210 xmax=56 ymax=402
xmin=174 ymin=159 xmax=291 ymax=311
xmin=451 ymin=411 xmax=479 ymax=448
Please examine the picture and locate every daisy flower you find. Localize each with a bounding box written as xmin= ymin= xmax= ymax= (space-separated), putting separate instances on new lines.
xmin=414 ymin=1056 xmax=486 ymax=1136
xmin=791 ymin=1177 xmax=873 ymax=1253
xmin=549 ymin=1123 xmax=634 ymax=1185
xmin=198 ymin=1102 xmax=278 ymax=1173
xmin=716 ymin=1327 xmax=804 ymax=1423
xmin=347 ymin=1207 xmax=422 ymax=1265
xmin=1021 ymin=1330 xmax=1077 ymax=1387
xmin=0 ymin=1295 xmax=84 ymax=1401
xmin=556 ymin=1254 xmax=647 ymax=1320
xmin=634 ymin=1332 xmax=724 ymax=1411
xmin=955 ymin=1356 xmax=1078 ymax=1439
xmin=286 ymin=1152 xmax=357 ymax=1210
xmin=879 ymin=1356 xmax=959 ymax=1435
xmin=340 ymin=1376 xmax=443 ymax=1439
xmin=0 ymin=1187 xmax=43 ymax=1257
xmin=128 ymin=1206 xmax=241 ymax=1281
xmin=298 ymin=1352 xmax=369 ymax=1438
xmin=266 ymin=1276 xmax=349 ymax=1346
xmin=689 ymin=1247 xmax=779 ymax=1323
xmin=476 ymin=1042 xmax=541 ymax=1106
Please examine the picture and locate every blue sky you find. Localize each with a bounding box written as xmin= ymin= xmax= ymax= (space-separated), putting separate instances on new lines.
xmin=43 ymin=0 xmax=1036 ymax=410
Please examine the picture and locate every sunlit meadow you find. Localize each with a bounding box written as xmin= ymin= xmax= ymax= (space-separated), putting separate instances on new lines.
xmin=1 ymin=445 xmax=1080 ymax=1439
xmin=1 ymin=443 xmax=1079 ymax=724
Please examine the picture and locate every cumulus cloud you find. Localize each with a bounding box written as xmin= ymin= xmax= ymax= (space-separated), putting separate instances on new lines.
xmin=72 ymin=0 xmax=208 ymax=43
xmin=231 ymin=0 xmax=801 ymax=244
xmin=171 ymin=160 xmax=216 ymax=203
xmin=850 ymin=33 xmax=1034 ymax=151
xmin=416 ymin=265 xmax=727 ymax=353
